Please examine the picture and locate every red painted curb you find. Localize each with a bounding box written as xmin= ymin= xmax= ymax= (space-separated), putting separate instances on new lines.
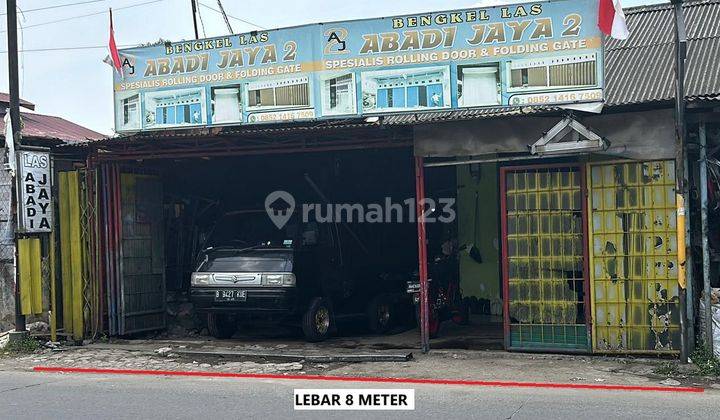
xmin=32 ymin=366 xmax=703 ymax=393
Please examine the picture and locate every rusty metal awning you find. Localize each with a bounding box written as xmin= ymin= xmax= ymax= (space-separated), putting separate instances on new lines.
xmin=59 ymin=119 xmax=414 ymax=161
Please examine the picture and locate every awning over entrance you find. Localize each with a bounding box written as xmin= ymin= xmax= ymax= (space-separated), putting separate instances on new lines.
xmin=58 ymin=120 xmax=413 ymax=161
xmin=413 ymin=109 xmax=677 ymax=161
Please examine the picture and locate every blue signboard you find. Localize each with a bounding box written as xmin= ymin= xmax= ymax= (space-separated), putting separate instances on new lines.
xmin=113 ymin=0 xmax=603 ymax=132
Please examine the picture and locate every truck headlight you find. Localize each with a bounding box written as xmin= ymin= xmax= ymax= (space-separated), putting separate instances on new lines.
xmin=191 ymin=273 xmax=211 ymax=286
xmin=262 ymin=274 xmax=283 ymax=285
xmin=261 ymin=273 xmax=295 ymax=286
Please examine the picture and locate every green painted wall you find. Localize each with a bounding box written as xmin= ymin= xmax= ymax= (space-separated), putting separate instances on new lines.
xmin=457 ymin=163 xmax=501 ymax=300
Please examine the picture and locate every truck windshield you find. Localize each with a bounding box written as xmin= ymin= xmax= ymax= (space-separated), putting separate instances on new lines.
xmin=199 ymin=250 xmax=292 ymax=272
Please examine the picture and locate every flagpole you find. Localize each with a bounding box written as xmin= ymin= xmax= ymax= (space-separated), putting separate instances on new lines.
xmin=108 ymin=8 xmax=125 ymax=78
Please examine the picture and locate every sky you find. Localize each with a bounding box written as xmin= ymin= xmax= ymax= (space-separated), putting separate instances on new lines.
xmin=0 ymin=0 xmax=666 ymax=136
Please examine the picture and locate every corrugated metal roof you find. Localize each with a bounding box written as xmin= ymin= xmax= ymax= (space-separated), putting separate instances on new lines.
xmin=0 ymin=92 xmax=35 ymax=111
xmin=134 ymin=119 xmax=378 ymax=137
xmin=222 ymin=120 xmax=379 ymax=135
xmin=605 ymin=0 xmax=720 ymax=105
xmin=0 ymin=110 xmax=106 ymax=142
xmin=95 ymin=108 xmax=553 ymax=145
xmin=106 ymin=119 xmax=380 ymax=141
xmin=383 ymin=105 xmax=558 ymax=125
xmin=57 ymin=118 xmax=397 ymax=149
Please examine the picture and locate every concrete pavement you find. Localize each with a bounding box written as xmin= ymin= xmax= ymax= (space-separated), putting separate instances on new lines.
xmin=5 ymin=341 xmax=716 ymax=389
xmin=0 ymin=370 xmax=717 ymax=419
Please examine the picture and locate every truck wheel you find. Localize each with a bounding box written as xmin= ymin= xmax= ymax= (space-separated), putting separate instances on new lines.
xmin=302 ymin=297 xmax=332 ymax=342
xmin=367 ymin=294 xmax=393 ymax=334
xmin=207 ymin=313 xmax=236 ymax=339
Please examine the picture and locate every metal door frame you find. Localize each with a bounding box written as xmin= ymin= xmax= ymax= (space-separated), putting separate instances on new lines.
xmin=500 ymin=163 xmax=592 ymax=352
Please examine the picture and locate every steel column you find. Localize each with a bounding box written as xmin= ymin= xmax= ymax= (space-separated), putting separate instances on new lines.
xmin=190 ymin=0 xmax=200 ymax=39
xmin=699 ymin=122 xmax=713 ymax=347
xmin=414 ymin=156 xmax=429 ymax=353
xmin=672 ymin=0 xmax=689 ymax=363
xmin=6 ymin=0 xmax=25 ymax=333
xmin=684 ymin=158 xmax=695 ymax=354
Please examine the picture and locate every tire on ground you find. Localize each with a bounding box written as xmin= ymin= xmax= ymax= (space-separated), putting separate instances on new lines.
xmin=366 ymin=294 xmax=393 ymax=334
xmin=302 ymin=297 xmax=333 ymax=342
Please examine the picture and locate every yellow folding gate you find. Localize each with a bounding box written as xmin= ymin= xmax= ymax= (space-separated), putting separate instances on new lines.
xmin=17 ymin=238 xmax=43 ymax=316
xmin=588 ymin=160 xmax=681 ymax=353
xmin=57 ymin=171 xmax=84 ymax=341
xmin=501 ymin=165 xmax=590 ymax=351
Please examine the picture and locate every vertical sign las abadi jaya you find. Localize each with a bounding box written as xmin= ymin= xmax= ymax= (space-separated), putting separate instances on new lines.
xmin=18 ymin=151 xmax=52 ymax=233
xmin=112 ymin=0 xmax=604 ymax=132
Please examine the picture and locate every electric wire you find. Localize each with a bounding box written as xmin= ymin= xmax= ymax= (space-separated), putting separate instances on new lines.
xmin=197 ymin=2 xmax=207 ymax=38
xmin=0 ymin=0 xmax=107 ymax=16
xmin=198 ymin=1 xmax=265 ymax=30
xmin=0 ymin=44 xmax=134 ymax=53
xmin=18 ymin=6 xmax=25 ymax=94
xmin=216 ymin=0 xmax=233 ymax=34
xmin=0 ymin=0 xmax=265 ymax=54
xmin=0 ymin=0 xmax=165 ymax=34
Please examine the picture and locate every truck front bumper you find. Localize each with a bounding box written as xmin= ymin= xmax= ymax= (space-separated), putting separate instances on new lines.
xmin=190 ymin=287 xmax=299 ymax=316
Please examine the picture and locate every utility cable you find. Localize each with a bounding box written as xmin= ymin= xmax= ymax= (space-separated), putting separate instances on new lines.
xmin=0 ymin=0 xmax=106 ymax=16
xmin=0 ymin=0 xmax=165 ymax=34
xmin=18 ymin=7 xmax=25 ymax=94
xmin=197 ymin=2 xmax=207 ymax=38
xmin=198 ymin=1 xmax=264 ymax=30
xmin=0 ymin=44 xmax=134 ymax=53
xmin=216 ymin=0 xmax=233 ymax=34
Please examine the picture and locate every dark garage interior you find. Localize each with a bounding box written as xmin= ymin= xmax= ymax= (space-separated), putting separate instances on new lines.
xmin=95 ymin=138 xmax=503 ymax=350
xmin=153 ymin=146 xmax=454 ymax=342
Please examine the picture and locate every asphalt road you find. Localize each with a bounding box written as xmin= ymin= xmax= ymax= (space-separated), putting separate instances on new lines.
xmin=0 ymin=370 xmax=717 ymax=419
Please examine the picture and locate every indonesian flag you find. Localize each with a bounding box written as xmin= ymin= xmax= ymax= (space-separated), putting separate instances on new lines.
xmin=108 ymin=8 xmax=123 ymax=77
xmin=598 ymin=0 xmax=630 ymax=40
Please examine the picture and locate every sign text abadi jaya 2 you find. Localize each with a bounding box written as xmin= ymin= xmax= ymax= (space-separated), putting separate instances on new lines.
xmin=112 ymin=0 xmax=604 ymax=132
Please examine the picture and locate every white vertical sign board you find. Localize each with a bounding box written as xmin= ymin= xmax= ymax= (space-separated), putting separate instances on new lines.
xmin=17 ymin=150 xmax=52 ymax=233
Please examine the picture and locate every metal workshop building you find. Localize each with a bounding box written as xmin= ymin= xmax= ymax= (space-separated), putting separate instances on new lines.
xmin=32 ymin=0 xmax=720 ymax=355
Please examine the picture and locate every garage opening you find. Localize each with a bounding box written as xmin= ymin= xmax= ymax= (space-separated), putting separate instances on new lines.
xmin=423 ymin=159 xmax=595 ymax=353
xmin=425 ymin=161 xmax=505 ymax=350
xmin=105 ymin=144 xmax=492 ymax=349
xmin=165 ymin=148 xmax=417 ymax=340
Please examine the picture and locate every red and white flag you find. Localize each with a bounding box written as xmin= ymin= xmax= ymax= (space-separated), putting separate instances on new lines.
xmin=598 ymin=0 xmax=630 ymax=40
xmin=108 ymin=8 xmax=123 ymax=77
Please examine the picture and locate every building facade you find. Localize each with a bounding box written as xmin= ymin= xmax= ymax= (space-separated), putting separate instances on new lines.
xmin=6 ymin=0 xmax=719 ymax=355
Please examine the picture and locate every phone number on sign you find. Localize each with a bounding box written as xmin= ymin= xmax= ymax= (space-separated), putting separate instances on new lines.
xmin=512 ymin=90 xmax=603 ymax=105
